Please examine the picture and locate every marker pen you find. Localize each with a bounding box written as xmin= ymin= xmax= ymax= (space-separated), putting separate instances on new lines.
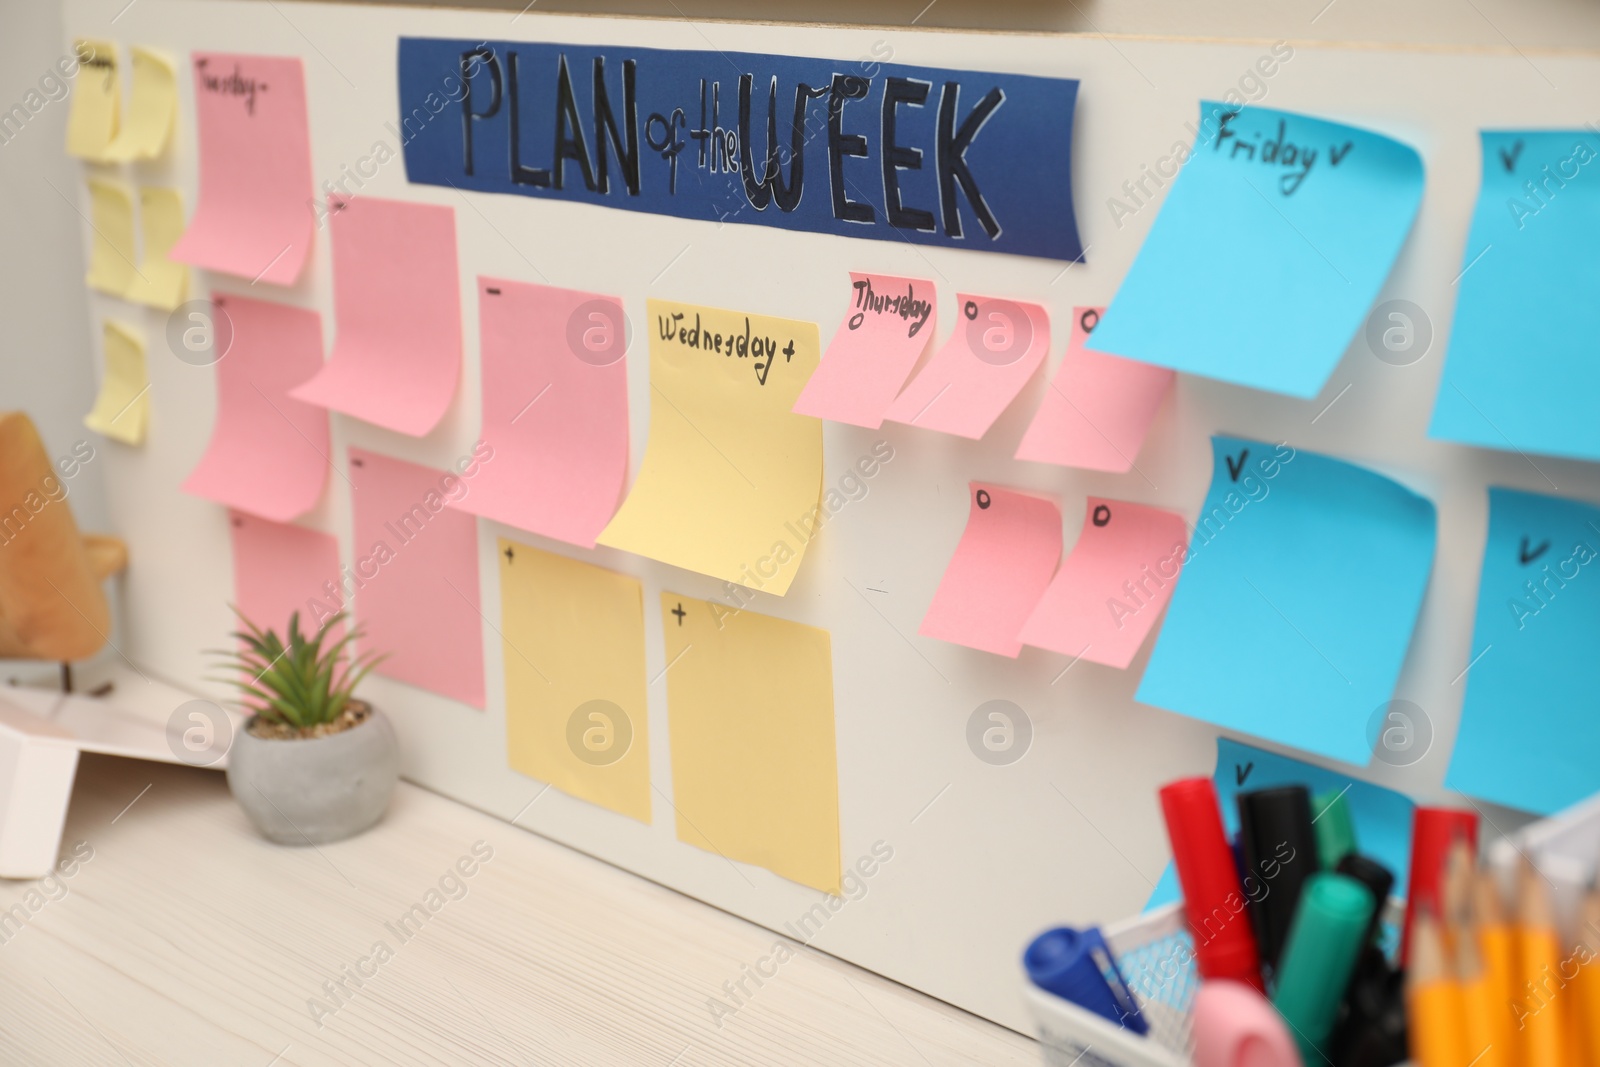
xmin=1238 ymin=785 xmax=1320 ymax=972
xmin=1160 ymin=777 xmax=1263 ymax=991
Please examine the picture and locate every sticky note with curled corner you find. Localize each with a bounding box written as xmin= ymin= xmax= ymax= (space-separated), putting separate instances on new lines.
xmin=1446 ymin=487 xmax=1600 ymax=815
xmin=349 ymin=449 xmax=484 ymax=709
xmin=1087 ymin=102 xmax=1425 ymax=399
xmin=500 ymin=540 xmax=650 ymax=824
xmin=1016 ymin=307 xmax=1174 ymax=473
xmin=791 ymin=272 xmax=936 ymax=428
xmin=1430 ymin=132 xmax=1600 ymax=464
xmin=290 ymin=197 xmax=462 ymax=437
xmin=920 ymin=484 xmax=1062 ymax=658
xmin=104 ymin=46 xmax=177 ymax=161
xmin=1135 ymin=436 xmax=1437 ymax=765
xmin=598 ymin=300 xmax=822 ymax=596
xmin=124 ymin=187 xmax=189 ymax=311
xmin=84 ymin=320 xmax=148 ymax=446
xmin=227 ymin=512 xmax=342 ymax=640
xmin=662 ymin=592 xmax=840 ymax=893
xmin=447 ymin=279 xmax=629 ymax=549
xmin=170 ymin=53 xmax=314 ymax=286
xmin=85 ymin=178 xmax=137 ymax=297
xmin=182 ymin=295 xmax=330 ymax=522
xmin=65 ymin=40 xmax=119 ymax=161
xmin=1019 ymin=497 xmax=1189 ymax=669
xmin=883 ymin=295 xmax=1050 ymax=439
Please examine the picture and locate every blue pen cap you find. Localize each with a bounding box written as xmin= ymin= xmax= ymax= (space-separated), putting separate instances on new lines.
xmin=1024 ymin=926 xmax=1150 ymax=1035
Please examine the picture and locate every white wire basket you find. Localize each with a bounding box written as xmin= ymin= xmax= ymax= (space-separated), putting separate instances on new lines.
xmin=1024 ymin=900 xmax=1412 ymax=1067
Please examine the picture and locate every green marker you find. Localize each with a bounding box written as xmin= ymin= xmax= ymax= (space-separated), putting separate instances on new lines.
xmin=1313 ymin=789 xmax=1358 ymax=869
xmin=1271 ymin=873 xmax=1376 ymax=1063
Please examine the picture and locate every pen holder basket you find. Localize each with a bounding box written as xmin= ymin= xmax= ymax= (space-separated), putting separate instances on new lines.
xmin=1026 ymin=903 xmax=1193 ymax=1067
xmin=1025 ymin=900 xmax=1409 ymax=1067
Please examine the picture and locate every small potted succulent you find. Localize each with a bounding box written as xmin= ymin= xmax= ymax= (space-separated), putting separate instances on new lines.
xmin=213 ymin=609 xmax=398 ymax=845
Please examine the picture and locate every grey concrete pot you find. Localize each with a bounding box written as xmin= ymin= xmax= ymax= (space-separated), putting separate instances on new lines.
xmin=225 ymin=706 xmax=399 ymax=845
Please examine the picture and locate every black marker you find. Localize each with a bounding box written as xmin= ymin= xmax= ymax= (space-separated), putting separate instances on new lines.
xmin=1237 ymin=785 xmax=1320 ymax=973
xmin=1336 ymin=852 xmax=1396 ymax=950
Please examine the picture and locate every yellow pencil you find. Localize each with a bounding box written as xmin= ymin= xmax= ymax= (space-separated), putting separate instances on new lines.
xmin=1475 ymin=871 xmax=1523 ymax=1067
xmin=1516 ymin=859 xmax=1571 ymax=1067
xmin=1408 ymin=908 xmax=1465 ymax=1067
xmin=1458 ymin=906 xmax=1510 ymax=1067
xmin=1573 ymin=889 xmax=1600 ymax=1067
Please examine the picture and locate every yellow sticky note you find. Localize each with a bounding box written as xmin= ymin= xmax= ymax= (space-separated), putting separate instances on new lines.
xmin=104 ymin=47 xmax=176 ymax=162
xmin=500 ymin=540 xmax=651 ymax=824
xmin=124 ymin=187 xmax=188 ymax=310
xmin=85 ymin=178 xmax=138 ymax=296
xmin=84 ymin=320 xmax=148 ymax=445
xmin=661 ymin=593 xmax=840 ymax=893
xmin=65 ymin=40 xmax=119 ymax=161
xmin=598 ymin=300 xmax=822 ymax=597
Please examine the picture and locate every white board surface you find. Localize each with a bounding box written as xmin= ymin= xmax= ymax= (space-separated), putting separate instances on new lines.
xmin=64 ymin=0 xmax=1598 ymax=1030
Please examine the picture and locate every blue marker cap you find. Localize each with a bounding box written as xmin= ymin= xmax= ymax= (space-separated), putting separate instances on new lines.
xmin=1024 ymin=926 xmax=1150 ymax=1035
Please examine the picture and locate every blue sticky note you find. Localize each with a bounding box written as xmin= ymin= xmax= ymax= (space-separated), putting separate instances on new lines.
xmin=1135 ymin=437 xmax=1437 ymax=765
xmin=1430 ymin=133 xmax=1600 ymax=462
xmin=1087 ymin=102 xmax=1424 ymax=398
xmin=1446 ymin=488 xmax=1600 ymax=814
xmin=1146 ymin=737 xmax=1417 ymax=909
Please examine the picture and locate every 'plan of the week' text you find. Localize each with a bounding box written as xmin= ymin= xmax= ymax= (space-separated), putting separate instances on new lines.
xmin=396 ymin=38 xmax=1083 ymax=262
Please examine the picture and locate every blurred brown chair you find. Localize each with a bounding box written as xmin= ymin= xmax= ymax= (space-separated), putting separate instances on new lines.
xmin=0 ymin=412 xmax=126 ymax=689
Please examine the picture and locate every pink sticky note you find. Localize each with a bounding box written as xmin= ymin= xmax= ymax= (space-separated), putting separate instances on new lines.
xmin=289 ymin=197 xmax=462 ymax=436
xmin=791 ymin=272 xmax=936 ymax=428
xmin=182 ymin=295 xmax=330 ymax=521
xmin=920 ymin=483 xmax=1062 ymax=657
xmin=1016 ymin=307 xmax=1174 ymax=473
xmin=1019 ymin=497 xmax=1190 ymax=669
xmin=228 ymin=512 xmax=342 ymax=638
xmin=884 ymin=295 xmax=1050 ymax=439
xmin=349 ymin=449 xmax=485 ymax=708
xmin=450 ymin=278 xmax=629 ymax=548
xmin=170 ymin=54 xmax=313 ymax=286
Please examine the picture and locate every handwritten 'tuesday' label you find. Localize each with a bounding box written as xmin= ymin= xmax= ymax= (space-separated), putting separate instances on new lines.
xmin=195 ymin=56 xmax=270 ymax=116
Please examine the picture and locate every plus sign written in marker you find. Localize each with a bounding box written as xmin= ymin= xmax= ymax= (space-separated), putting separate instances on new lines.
xmin=672 ymin=603 xmax=686 ymax=626
xmin=504 ymin=546 xmax=514 ymax=563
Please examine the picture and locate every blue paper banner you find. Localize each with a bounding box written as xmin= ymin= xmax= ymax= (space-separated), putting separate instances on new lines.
xmin=396 ymin=37 xmax=1082 ymax=262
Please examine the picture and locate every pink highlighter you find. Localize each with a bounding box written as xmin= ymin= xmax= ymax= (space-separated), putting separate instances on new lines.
xmin=1191 ymin=981 xmax=1303 ymax=1067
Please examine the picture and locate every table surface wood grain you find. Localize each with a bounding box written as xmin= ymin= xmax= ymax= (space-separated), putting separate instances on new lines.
xmin=0 ymin=749 xmax=1038 ymax=1066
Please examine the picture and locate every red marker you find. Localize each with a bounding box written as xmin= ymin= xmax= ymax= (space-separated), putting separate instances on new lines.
xmin=1401 ymin=807 xmax=1478 ymax=966
xmin=1160 ymin=777 xmax=1263 ymax=992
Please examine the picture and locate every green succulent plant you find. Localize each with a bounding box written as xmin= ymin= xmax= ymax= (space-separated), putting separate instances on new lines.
xmin=211 ymin=609 xmax=385 ymax=730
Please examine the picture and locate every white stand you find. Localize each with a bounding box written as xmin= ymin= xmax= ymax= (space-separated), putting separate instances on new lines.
xmin=0 ymin=680 xmax=232 ymax=879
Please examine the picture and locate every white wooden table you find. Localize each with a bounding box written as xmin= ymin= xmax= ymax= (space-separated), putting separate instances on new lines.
xmin=0 ymin=749 xmax=1037 ymax=1065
